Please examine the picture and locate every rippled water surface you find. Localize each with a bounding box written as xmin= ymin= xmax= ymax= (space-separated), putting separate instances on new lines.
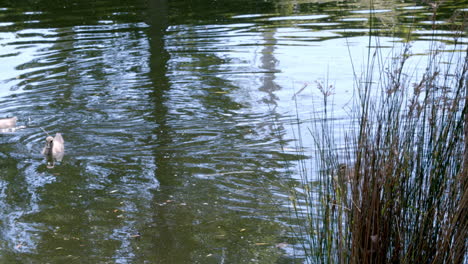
xmin=0 ymin=0 xmax=466 ymax=262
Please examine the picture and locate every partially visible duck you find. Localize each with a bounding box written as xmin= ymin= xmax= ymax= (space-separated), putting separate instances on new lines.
xmin=41 ymin=133 xmax=65 ymax=168
xmin=0 ymin=117 xmax=17 ymax=129
xmin=337 ymin=163 xmax=355 ymax=183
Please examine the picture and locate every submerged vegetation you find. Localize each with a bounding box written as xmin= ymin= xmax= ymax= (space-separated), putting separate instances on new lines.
xmin=290 ymin=4 xmax=467 ymax=264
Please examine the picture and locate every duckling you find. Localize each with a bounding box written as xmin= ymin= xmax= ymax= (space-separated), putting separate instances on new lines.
xmin=337 ymin=163 xmax=355 ymax=183
xmin=41 ymin=133 xmax=65 ymax=165
xmin=0 ymin=116 xmax=17 ymax=129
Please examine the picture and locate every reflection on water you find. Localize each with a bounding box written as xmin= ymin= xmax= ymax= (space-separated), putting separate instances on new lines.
xmin=0 ymin=0 xmax=466 ymax=262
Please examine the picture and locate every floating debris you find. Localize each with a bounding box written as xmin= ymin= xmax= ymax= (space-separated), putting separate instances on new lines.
xmin=130 ymin=232 xmax=141 ymax=238
xmin=275 ymin=242 xmax=289 ymax=249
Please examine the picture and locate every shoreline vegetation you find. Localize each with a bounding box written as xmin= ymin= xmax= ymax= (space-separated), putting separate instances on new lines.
xmin=289 ymin=2 xmax=467 ymax=263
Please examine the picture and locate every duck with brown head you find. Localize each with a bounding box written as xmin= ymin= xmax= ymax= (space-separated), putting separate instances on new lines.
xmin=338 ymin=163 xmax=354 ymax=182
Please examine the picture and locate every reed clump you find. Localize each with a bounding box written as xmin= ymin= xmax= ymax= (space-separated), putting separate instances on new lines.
xmin=300 ymin=28 xmax=467 ymax=264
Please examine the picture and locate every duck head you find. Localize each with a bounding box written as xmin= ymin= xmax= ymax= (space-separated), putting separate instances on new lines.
xmin=43 ymin=136 xmax=54 ymax=156
xmin=41 ymin=133 xmax=64 ymax=162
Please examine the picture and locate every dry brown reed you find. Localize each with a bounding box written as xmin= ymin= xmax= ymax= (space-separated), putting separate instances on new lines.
xmin=301 ymin=23 xmax=467 ymax=264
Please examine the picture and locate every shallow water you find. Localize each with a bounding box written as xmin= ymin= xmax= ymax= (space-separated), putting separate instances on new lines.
xmin=0 ymin=0 xmax=466 ymax=262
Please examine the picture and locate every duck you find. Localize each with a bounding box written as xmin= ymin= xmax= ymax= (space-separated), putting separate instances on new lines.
xmin=0 ymin=116 xmax=17 ymax=129
xmin=41 ymin=133 xmax=65 ymax=167
xmin=337 ymin=163 xmax=355 ymax=183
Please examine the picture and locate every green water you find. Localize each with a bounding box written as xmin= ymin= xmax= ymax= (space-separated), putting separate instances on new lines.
xmin=0 ymin=0 xmax=465 ymax=262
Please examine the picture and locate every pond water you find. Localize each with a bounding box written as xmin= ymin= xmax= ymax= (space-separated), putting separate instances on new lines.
xmin=0 ymin=0 xmax=466 ymax=262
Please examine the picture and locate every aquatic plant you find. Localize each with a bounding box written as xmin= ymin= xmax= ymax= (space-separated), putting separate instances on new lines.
xmin=290 ymin=4 xmax=467 ymax=264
